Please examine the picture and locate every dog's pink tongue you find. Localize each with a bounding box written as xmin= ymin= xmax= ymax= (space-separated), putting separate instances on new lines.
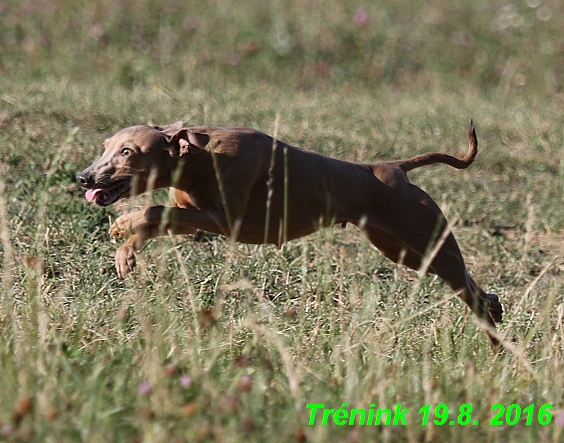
xmin=85 ymin=189 xmax=102 ymax=203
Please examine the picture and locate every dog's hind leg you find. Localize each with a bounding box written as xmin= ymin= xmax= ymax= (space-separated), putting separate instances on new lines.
xmin=361 ymin=226 xmax=425 ymax=272
xmin=361 ymin=220 xmax=502 ymax=351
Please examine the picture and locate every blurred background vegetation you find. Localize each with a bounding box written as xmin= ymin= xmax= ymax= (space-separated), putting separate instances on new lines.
xmin=1 ymin=0 xmax=563 ymax=95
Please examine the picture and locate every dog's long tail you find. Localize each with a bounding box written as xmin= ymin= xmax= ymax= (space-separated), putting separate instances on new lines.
xmin=394 ymin=121 xmax=478 ymax=173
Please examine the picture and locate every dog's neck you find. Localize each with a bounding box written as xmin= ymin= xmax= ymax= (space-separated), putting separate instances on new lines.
xmin=167 ymin=150 xmax=218 ymax=200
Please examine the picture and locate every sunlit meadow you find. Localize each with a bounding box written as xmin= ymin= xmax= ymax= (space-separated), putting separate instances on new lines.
xmin=1 ymin=1 xmax=564 ymax=442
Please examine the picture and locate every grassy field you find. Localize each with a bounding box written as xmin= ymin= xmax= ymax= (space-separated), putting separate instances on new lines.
xmin=1 ymin=1 xmax=564 ymax=442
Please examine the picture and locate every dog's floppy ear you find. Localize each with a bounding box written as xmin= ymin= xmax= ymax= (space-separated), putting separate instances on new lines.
xmin=167 ymin=128 xmax=210 ymax=156
xmin=154 ymin=121 xmax=184 ymax=136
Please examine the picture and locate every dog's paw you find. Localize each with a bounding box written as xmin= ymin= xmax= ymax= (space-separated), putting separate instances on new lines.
xmin=115 ymin=243 xmax=136 ymax=279
xmin=110 ymin=214 xmax=134 ymax=239
xmin=485 ymin=293 xmax=503 ymax=323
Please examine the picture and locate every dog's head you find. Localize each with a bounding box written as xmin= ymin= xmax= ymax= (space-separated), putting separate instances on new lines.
xmin=77 ymin=122 xmax=210 ymax=206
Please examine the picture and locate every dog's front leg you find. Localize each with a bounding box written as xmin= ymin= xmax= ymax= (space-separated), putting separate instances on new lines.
xmin=110 ymin=209 xmax=152 ymax=240
xmin=110 ymin=208 xmax=195 ymax=279
xmin=110 ymin=206 xmax=232 ymax=278
xmin=110 ymin=206 xmax=231 ymax=239
xmin=115 ymin=234 xmax=143 ymax=279
xmin=111 ymin=210 xmax=157 ymax=278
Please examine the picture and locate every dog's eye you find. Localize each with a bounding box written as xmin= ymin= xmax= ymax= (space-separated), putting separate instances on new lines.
xmin=120 ymin=147 xmax=133 ymax=158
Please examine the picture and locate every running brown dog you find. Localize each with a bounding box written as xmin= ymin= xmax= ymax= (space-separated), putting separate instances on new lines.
xmin=77 ymin=121 xmax=503 ymax=350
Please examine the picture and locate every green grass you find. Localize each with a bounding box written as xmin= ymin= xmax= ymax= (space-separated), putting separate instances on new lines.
xmin=1 ymin=1 xmax=564 ymax=442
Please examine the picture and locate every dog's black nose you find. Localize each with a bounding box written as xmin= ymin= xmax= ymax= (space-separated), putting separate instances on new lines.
xmin=77 ymin=172 xmax=93 ymax=188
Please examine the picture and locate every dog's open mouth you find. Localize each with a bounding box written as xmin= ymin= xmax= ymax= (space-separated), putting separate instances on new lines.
xmin=85 ymin=180 xmax=130 ymax=206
